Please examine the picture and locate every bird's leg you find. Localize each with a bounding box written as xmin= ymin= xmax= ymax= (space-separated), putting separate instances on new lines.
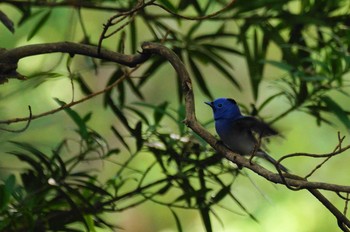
xmin=249 ymin=133 xmax=262 ymax=164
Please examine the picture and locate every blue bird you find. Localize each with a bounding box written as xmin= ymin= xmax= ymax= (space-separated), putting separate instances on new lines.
xmin=205 ymin=98 xmax=288 ymax=172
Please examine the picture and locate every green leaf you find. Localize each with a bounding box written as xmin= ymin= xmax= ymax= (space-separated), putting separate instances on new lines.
xmin=111 ymin=126 xmax=130 ymax=151
xmin=10 ymin=142 xmax=52 ymax=173
xmin=27 ymin=10 xmax=52 ymax=41
xmin=103 ymin=68 xmax=125 ymax=107
xmin=262 ymin=60 xmax=295 ymax=72
xmin=75 ymin=74 xmax=93 ymax=95
xmin=125 ymin=106 xmax=150 ymax=125
xmin=191 ymin=49 xmax=240 ymax=89
xmin=159 ymin=0 xmax=178 ymax=12
xmin=0 ymin=10 xmax=14 ymax=33
xmin=138 ymin=57 xmax=166 ymax=87
xmin=103 ymin=148 xmax=121 ymax=158
xmin=54 ymin=186 xmax=90 ymax=231
xmin=154 ymin=102 xmax=169 ymax=125
xmin=322 ymin=96 xmax=350 ymax=129
xmin=130 ymin=19 xmax=137 ymax=53
xmin=117 ymin=77 xmax=125 ymax=107
xmin=0 ymin=175 xmax=16 ymax=212
xmin=177 ymin=104 xmax=186 ymax=135
xmin=133 ymin=121 xmax=143 ymax=151
xmin=299 ymin=75 xmax=328 ymax=82
xmin=210 ymin=185 xmax=231 ymax=204
xmin=170 ymin=208 xmax=183 ymax=232
xmin=188 ymin=56 xmax=213 ymax=99
xmin=8 ymin=150 xmax=42 ymax=174
xmin=257 ymin=92 xmax=284 ymax=112
xmin=117 ymin=31 xmax=126 ymax=53
xmin=84 ymin=215 xmax=97 ymax=232
xmin=16 ymin=4 xmax=32 ymax=26
xmin=133 ymin=102 xmax=178 ymax=123
xmin=126 ymin=78 xmax=144 ymax=100
xmin=83 ymin=112 xmax=92 ymax=123
xmin=201 ymin=43 xmax=243 ymax=56
xmin=51 ymin=145 xmax=68 ymax=178
xmin=105 ymin=96 xmax=133 ymax=133
xmin=199 ymin=206 xmax=212 ymax=232
xmin=55 ymin=99 xmax=89 ymax=140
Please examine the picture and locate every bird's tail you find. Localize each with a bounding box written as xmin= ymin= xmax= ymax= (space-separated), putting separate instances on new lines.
xmin=256 ymin=150 xmax=289 ymax=173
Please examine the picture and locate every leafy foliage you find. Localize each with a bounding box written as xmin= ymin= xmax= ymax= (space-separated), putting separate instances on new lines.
xmin=1 ymin=0 xmax=350 ymax=231
xmin=0 ymin=104 xmax=249 ymax=231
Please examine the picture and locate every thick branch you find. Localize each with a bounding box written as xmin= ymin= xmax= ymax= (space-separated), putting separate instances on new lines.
xmin=0 ymin=42 xmax=149 ymax=65
xmin=2 ymin=41 xmax=350 ymax=194
xmin=140 ymin=42 xmax=350 ymax=230
xmin=2 ymin=0 xmax=126 ymax=11
xmin=1 ymin=40 xmax=349 ymax=229
xmin=0 ymin=42 xmax=150 ymax=83
xmin=141 ymin=42 xmax=350 ymax=193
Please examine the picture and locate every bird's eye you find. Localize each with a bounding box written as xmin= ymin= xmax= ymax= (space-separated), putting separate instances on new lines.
xmin=217 ymin=103 xmax=223 ymax=107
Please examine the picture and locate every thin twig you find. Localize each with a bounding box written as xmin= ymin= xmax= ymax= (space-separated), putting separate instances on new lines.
xmin=0 ymin=67 xmax=140 ymax=124
xmin=344 ymin=193 xmax=349 ymax=216
xmin=0 ymin=106 xmax=32 ymax=132
xmin=98 ymin=0 xmax=156 ymax=53
xmin=140 ymin=42 xmax=350 ymax=230
xmin=150 ymin=0 xmax=236 ymax=21
xmin=304 ymin=132 xmax=345 ymax=179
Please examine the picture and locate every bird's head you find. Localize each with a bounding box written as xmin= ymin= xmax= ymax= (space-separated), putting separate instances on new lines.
xmin=205 ymin=98 xmax=242 ymax=120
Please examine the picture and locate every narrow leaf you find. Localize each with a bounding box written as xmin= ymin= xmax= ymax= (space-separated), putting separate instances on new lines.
xmin=55 ymin=99 xmax=89 ymax=140
xmin=103 ymin=68 xmax=124 ymax=107
xmin=129 ymin=19 xmax=137 ymax=53
xmin=262 ymin=60 xmax=295 ymax=72
xmin=10 ymin=141 xmax=52 ymax=172
xmin=0 ymin=175 xmax=16 ymax=212
xmin=133 ymin=121 xmax=143 ymax=151
xmin=133 ymin=102 xmax=178 ymax=123
xmin=210 ymin=185 xmax=231 ymax=204
xmin=126 ymin=78 xmax=144 ymax=100
xmin=170 ymin=208 xmax=183 ymax=232
xmin=111 ymin=126 xmax=130 ymax=151
xmin=105 ymin=96 xmax=133 ymax=133
xmin=199 ymin=207 xmax=212 ymax=232
xmin=27 ymin=10 xmax=52 ymax=41
xmin=75 ymin=74 xmax=93 ymax=95
xmin=154 ymin=102 xmax=169 ymax=125
xmin=138 ymin=57 xmax=166 ymax=87
xmin=0 ymin=10 xmax=14 ymax=33
xmin=322 ymin=96 xmax=350 ymax=129
xmin=188 ymin=56 xmax=213 ymax=99
xmin=124 ymin=106 xmax=150 ymax=125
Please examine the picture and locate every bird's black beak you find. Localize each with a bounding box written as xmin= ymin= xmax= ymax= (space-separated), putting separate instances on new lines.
xmin=204 ymin=101 xmax=213 ymax=108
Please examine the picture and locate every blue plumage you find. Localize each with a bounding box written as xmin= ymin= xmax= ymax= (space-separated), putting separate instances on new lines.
xmin=205 ymin=98 xmax=288 ymax=172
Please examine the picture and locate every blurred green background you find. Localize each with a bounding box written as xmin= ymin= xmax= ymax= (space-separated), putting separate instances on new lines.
xmin=1 ymin=1 xmax=350 ymax=231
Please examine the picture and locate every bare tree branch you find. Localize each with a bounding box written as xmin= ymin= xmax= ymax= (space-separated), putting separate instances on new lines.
xmin=0 ymin=42 xmax=150 ymax=84
xmin=140 ymin=42 xmax=350 ymax=231
xmin=1 ymin=40 xmax=350 ymax=230
xmin=1 ymin=0 xmax=127 ymax=12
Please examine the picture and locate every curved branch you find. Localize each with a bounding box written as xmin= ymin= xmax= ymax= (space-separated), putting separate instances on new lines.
xmin=141 ymin=41 xmax=350 ymax=193
xmin=0 ymin=41 xmax=150 ymax=83
xmin=0 ymin=73 xmax=128 ymax=124
xmin=150 ymin=0 xmax=236 ymax=21
xmin=1 ymin=40 xmax=350 ymax=230
xmin=0 ymin=105 xmax=32 ymax=131
xmin=140 ymin=42 xmax=350 ymax=230
xmin=0 ymin=42 xmax=149 ymax=66
xmin=2 ymin=0 xmax=127 ymax=12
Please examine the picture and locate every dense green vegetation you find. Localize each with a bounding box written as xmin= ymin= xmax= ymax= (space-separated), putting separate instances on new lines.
xmin=1 ymin=0 xmax=350 ymax=231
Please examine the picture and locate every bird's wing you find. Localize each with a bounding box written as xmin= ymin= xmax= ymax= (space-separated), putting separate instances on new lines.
xmin=233 ymin=116 xmax=278 ymax=137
